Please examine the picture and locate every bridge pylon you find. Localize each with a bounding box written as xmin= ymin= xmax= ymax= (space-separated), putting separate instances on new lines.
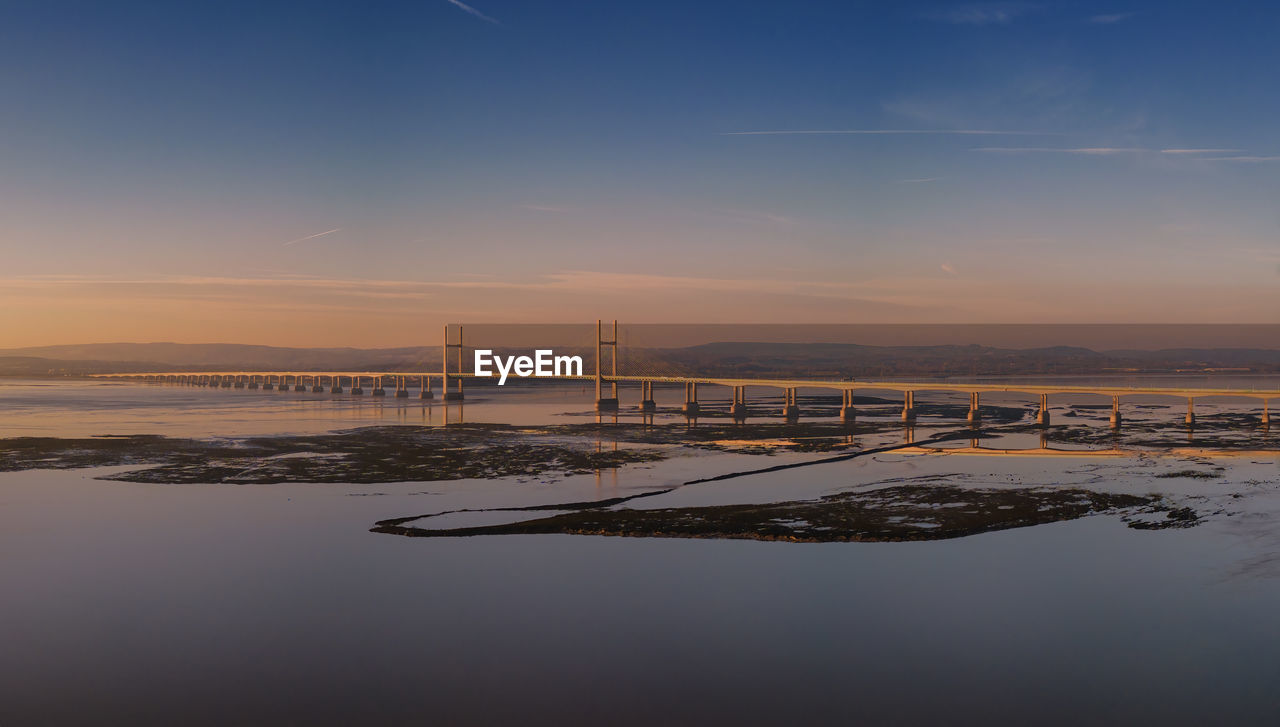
xmin=443 ymin=324 xmax=465 ymax=401
xmin=595 ymin=319 xmax=619 ymax=411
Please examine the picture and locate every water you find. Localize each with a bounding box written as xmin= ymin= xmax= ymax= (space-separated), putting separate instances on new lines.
xmin=2 ymin=378 xmax=1280 ymax=725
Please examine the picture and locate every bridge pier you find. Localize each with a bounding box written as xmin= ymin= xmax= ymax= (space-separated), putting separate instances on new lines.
xmin=1185 ymin=398 xmax=1196 ymax=425
xmin=373 ymin=376 xmax=387 ymax=397
xmin=294 ymin=376 xmax=306 ymax=392
xmin=234 ymin=375 xmax=245 ymax=389
xmin=639 ymin=380 xmax=656 ymax=412
xmin=840 ymin=390 xmax=856 ymax=422
xmin=420 ymin=375 xmax=434 ymax=400
xmin=902 ymin=391 xmax=916 ymax=422
xmin=1110 ymin=396 xmax=1122 ymax=428
xmin=312 ymin=376 xmax=324 ymax=393
xmin=351 ymin=376 xmax=364 ymax=395
xmin=730 ymin=386 xmax=748 ymax=420
xmin=1263 ymin=400 xmax=1271 ymax=428
xmin=395 ymin=376 xmax=409 ymax=398
xmin=967 ymin=392 xmax=981 ymax=424
xmin=248 ymin=375 xmax=259 ymax=390
xmin=682 ymin=382 xmax=699 ymax=416
xmin=220 ymin=376 xmax=231 ymax=388
xmin=782 ymin=387 xmax=799 ymax=420
xmin=330 ymin=375 xmax=344 ymax=394
xmin=1036 ymin=394 xmax=1051 ymax=426
xmin=262 ymin=376 xmax=274 ymax=391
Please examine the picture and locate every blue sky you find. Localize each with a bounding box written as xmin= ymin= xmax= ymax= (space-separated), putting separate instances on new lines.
xmin=1 ymin=1 xmax=1277 ymax=345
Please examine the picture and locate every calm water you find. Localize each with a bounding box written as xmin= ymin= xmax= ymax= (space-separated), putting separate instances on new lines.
xmin=2 ymin=378 xmax=1280 ymax=725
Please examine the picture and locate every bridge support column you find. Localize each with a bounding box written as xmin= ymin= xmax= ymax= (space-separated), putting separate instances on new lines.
xmin=263 ymin=376 xmax=274 ymax=391
xmin=443 ymin=325 xmax=465 ymax=401
xmin=639 ymin=381 xmax=656 ymax=412
xmin=1185 ymin=398 xmax=1195 ymax=425
xmin=220 ymin=376 xmax=232 ymax=388
xmin=967 ymin=392 xmax=981 ymax=424
xmin=248 ymin=376 xmax=259 ymax=390
xmin=395 ymin=376 xmax=409 ymax=398
xmin=1263 ymin=400 xmax=1270 ymax=428
xmin=330 ymin=376 xmax=344 ymax=394
xmin=312 ymin=376 xmax=324 ymax=393
xmin=840 ymin=390 xmax=856 ymax=422
xmin=351 ymin=376 xmax=364 ymax=395
xmin=782 ymin=387 xmax=800 ymax=420
xmin=594 ymin=319 xmax=619 ymax=411
xmin=1036 ymin=394 xmax=1051 ymax=426
xmin=234 ymin=376 xmax=245 ymax=389
xmin=372 ymin=376 xmax=387 ymax=397
xmin=1110 ymin=396 xmax=1122 ymax=428
xmin=294 ymin=376 xmax=307 ymax=392
xmin=682 ymin=382 xmax=699 ymax=416
xmin=420 ymin=375 xmax=434 ymax=400
xmin=902 ymin=391 xmax=916 ymax=422
xmin=730 ymin=386 xmax=748 ymax=420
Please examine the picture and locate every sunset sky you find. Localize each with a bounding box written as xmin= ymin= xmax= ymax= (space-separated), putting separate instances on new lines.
xmin=2 ymin=0 xmax=1278 ymax=347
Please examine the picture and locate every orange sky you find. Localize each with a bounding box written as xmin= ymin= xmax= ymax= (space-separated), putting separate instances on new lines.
xmin=3 ymin=270 xmax=1278 ymax=348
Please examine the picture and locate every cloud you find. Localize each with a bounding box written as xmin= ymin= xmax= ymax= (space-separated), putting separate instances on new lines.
xmin=940 ymin=263 xmax=957 ymax=275
xmin=1089 ymin=12 xmax=1136 ymax=24
xmin=972 ymin=147 xmax=1146 ymax=155
xmin=920 ymin=3 xmax=1037 ymax=26
xmin=445 ymin=0 xmax=499 ymax=24
xmin=723 ymin=129 xmax=1054 ymax=136
xmin=1160 ymin=148 xmax=1243 ymax=154
xmin=281 ymin=228 xmax=341 ymax=246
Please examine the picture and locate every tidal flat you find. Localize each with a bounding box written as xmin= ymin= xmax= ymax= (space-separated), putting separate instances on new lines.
xmin=4 ymin=378 xmax=1280 ymax=725
xmin=1 ymin=410 xmax=1272 ymax=543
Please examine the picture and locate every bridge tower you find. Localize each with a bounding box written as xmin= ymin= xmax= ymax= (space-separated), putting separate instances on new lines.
xmin=442 ymin=324 xmax=465 ymax=401
xmin=595 ymin=319 xmax=619 ymax=411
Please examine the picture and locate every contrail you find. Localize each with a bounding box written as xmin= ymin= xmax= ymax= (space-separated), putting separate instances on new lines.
xmin=722 ymin=129 xmax=1058 ymax=136
xmin=282 ymin=228 xmax=341 ymax=247
xmin=446 ymin=0 xmax=499 ymax=24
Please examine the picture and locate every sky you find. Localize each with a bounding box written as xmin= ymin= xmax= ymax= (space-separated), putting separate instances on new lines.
xmin=1 ymin=0 xmax=1278 ymax=347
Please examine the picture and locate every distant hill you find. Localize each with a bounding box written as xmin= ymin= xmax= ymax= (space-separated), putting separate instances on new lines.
xmin=0 ymin=343 xmax=440 ymax=372
xmin=0 ymin=356 xmax=176 ymax=376
xmin=2 ymin=341 xmax=1279 ymax=378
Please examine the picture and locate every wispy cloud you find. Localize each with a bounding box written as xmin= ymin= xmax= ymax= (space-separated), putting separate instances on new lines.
xmin=920 ymin=3 xmax=1037 ymax=26
xmin=723 ymin=129 xmax=1056 ymax=136
xmin=973 ymin=147 xmax=1146 ymax=155
xmin=1089 ymin=12 xmax=1136 ymax=24
xmin=940 ymin=263 xmax=957 ymax=275
xmin=1160 ymin=148 xmax=1243 ymax=154
xmin=281 ymin=228 xmax=341 ymax=247
xmin=446 ymin=0 xmax=499 ymax=24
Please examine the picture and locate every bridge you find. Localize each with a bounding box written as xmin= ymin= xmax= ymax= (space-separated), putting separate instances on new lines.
xmin=93 ymin=321 xmax=1277 ymax=429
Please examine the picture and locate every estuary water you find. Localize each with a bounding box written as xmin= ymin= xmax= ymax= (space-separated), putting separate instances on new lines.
xmin=2 ymin=377 xmax=1280 ymax=725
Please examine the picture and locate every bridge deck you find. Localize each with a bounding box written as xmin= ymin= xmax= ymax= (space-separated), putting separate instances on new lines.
xmin=93 ymin=372 xmax=1280 ymax=399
